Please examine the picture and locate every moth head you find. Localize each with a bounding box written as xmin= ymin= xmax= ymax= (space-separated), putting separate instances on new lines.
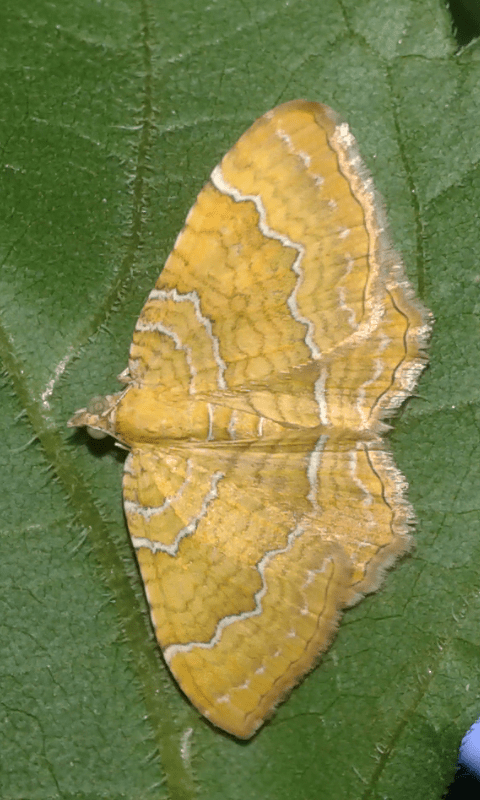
xmin=67 ymin=393 xmax=125 ymax=443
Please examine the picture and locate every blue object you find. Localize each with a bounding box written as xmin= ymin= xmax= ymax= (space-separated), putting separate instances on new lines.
xmin=459 ymin=717 xmax=480 ymax=779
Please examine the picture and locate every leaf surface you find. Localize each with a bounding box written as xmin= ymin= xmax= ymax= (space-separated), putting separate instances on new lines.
xmin=1 ymin=1 xmax=478 ymax=798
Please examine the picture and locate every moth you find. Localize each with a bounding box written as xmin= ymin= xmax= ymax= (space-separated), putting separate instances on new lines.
xmin=69 ymin=101 xmax=432 ymax=738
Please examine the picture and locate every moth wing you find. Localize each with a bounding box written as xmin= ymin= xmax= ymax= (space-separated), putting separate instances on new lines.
xmin=123 ymin=434 xmax=410 ymax=739
xmin=128 ymin=101 xmax=430 ymax=434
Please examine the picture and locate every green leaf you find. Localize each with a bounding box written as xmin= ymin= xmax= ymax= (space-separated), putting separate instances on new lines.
xmin=1 ymin=0 xmax=478 ymax=798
